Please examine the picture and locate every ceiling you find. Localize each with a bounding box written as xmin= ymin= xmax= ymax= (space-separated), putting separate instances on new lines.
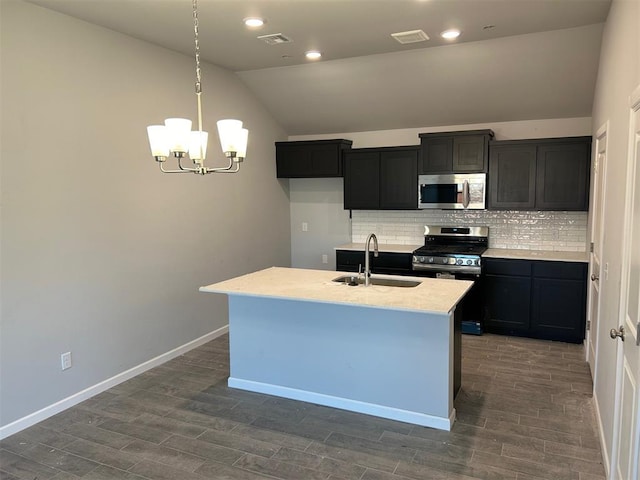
xmin=26 ymin=0 xmax=612 ymax=135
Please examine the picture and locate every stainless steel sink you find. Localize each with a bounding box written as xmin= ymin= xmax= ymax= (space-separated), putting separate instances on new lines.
xmin=332 ymin=275 xmax=421 ymax=288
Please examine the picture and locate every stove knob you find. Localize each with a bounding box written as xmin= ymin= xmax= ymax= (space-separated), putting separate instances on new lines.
xmin=456 ymin=259 xmax=463 ymax=265
xmin=419 ymin=256 xmax=426 ymax=263
xmin=467 ymin=259 xmax=473 ymax=265
xmin=428 ymin=257 xmax=434 ymax=263
xmin=442 ymin=258 xmax=448 ymax=264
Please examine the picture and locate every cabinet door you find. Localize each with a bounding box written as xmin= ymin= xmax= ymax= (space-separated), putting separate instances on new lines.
xmin=453 ymin=135 xmax=487 ymax=172
xmin=484 ymin=274 xmax=531 ymax=334
xmin=488 ymin=144 xmax=537 ymax=209
xmin=419 ymin=137 xmax=453 ymax=173
xmin=276 ymin=145 xmax=313 ymax=178
xmin=380 ymin=149 xmax=418 ymax=209
xmin=531 ymin=261 xmax=587 ymax=343
xmin=343 ymin=151 xmax=380 ymax=209
xmin=310 ymin=144 xmax=342 ymax=177
xmin=536 ymin=142 xmax=590 ymax=210
xmin=531 ymin=278 xmax=586 ymax=343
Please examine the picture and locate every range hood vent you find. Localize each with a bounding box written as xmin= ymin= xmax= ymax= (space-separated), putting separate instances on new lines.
xmin=258 ymin=33 xmax=293 ymax=45
xmin=391 ymin=29 xmax=430 ymax=44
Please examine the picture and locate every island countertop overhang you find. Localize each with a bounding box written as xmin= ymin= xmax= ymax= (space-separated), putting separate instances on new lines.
xmin=200 ymin=266 xmax=473 ymax=315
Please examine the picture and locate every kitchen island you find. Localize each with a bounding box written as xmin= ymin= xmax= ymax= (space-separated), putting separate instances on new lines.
xmin=200 ymin=267 xmax=473 ymax=430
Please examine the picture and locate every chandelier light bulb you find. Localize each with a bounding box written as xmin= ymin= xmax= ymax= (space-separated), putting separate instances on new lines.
xmin=164 ymin=118 xmax=192 ymax=154
xmin=188 ymin=131 xmax=209 ymax=161
xmin=147 ymin=125 xmax=170 ymax=159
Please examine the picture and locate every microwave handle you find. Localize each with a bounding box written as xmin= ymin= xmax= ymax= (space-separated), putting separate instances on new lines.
xmin=462 ymin=180 xmax=470 ymax=208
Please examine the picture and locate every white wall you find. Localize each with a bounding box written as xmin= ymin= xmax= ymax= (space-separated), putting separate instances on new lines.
xmin=288 ymin=118 xmax=592 ymax=268
xmin=0 ymin=0 xmax=291 ymax=432
xmin=589 ymin=0 xmax=640 ymax=468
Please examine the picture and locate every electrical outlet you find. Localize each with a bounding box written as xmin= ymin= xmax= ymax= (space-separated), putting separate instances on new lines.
xmin=302 ymin=222 xmax=308 ymax=232
xmin=61 ymin=352 xmax=72 ymax=370
xmin=322 ymin=254 xmax=328 ymax=264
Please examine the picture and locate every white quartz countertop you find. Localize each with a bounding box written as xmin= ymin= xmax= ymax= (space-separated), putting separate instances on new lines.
xmin=483 ymin=248 xmax=589 ymax=263
xmin=200 ymin=267 xmax=472 ymax=315
xmin=335 ymin=243 xmax=421 ymax=254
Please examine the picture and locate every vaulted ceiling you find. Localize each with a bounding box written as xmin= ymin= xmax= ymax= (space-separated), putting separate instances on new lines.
xmin=26 ymin=0 xmax=611 ymax=135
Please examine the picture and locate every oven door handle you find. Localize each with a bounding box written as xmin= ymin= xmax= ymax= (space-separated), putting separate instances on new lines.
xmin=462 ymin=180 xmax=470 ymax=208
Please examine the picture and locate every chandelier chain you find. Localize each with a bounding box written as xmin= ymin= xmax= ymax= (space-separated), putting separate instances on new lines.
xmin=193 ymin=0 xmax=202 ymax=95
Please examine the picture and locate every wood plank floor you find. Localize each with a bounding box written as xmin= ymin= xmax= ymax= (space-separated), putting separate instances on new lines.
xmin=0 ymin=333 xmax=606 ymax=480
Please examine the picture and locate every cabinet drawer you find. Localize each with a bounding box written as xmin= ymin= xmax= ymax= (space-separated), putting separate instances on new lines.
xmin=532 ymin=261 xmax=587 ymax=280
xmin=483 ymin=258 xmax=531 ymax=276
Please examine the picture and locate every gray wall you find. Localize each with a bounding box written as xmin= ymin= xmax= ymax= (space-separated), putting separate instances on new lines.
xmin=289 ymin=178 xmax=351 ymax=271
xmin=589 ymin=0 xmax=639 ymax=464
xmin=0 ymin=1 xmax=291 ymax=429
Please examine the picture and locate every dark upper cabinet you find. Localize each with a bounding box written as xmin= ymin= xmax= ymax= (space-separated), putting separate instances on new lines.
xmin=483 ymin=258 xmax=587 ymax=343
xmin=380 ymin=149 xmax=418 ymax=209
xmin=344 ymin=147 xmax=418 ymax=210
xmin=488 ymin=137 xmax=591 ymax=211
xmin=536 ymin=142 xmax=590 ymax=210
xmin=343 ymin=150 xmax=380 ymax=209
xmin=419 ymin=130 xmax=494 ymax=174
xmin=275 ymin=139 xmax=352 ymax=178
xmin=488 ymin=144 xmax=537 ymax=209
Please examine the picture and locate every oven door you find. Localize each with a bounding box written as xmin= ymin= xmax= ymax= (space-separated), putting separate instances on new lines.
xmin=418 ymin=173 xmax=486 ymax=209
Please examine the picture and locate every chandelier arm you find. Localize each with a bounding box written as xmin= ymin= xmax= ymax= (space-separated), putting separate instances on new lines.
xmin=204 ymin=164 xmax=240 ymax=174
xmin=159 ymin=163 xmax=193 ymax=174
xmin=177 ymin=156 xmax=199 ymax=172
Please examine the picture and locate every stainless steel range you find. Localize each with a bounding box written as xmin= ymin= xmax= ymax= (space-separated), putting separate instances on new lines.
xmin=412 ymin=226 xmax=488 ymax=276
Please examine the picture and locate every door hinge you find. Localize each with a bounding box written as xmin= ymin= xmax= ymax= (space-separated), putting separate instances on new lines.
xmin=587 ymin=320 xmax=591 ymax=331
xmin=637 ymin=322 xmax=640 ymax=346
xmin=590 ymin=242 xmax=594 ymax=253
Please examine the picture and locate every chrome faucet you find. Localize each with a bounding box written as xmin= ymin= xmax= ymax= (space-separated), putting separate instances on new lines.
xmin=364 ymin=233 xmax=379 ymax=286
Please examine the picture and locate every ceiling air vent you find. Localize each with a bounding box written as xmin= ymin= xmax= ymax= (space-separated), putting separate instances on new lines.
xmin=257 ymin=33 xmax=293 ymax=45
xmin=391 ymin=29 xmax=430 ymax=44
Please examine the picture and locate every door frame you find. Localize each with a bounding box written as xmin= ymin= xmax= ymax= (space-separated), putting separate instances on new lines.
xmin=611 ymin=83 xmax=640 ymax=480
xmin=587 ymin=121 xmax=609 ymax=371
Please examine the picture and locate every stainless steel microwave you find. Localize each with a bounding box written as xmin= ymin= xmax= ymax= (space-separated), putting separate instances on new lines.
xmin=418 ymin=173 xmax=486 ymax=209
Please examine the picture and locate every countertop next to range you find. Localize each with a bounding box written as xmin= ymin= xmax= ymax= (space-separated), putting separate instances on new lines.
xmin=200 ymin=266 xmax=472 ymax=315
xmin=335 ymin=243 xmax=588 ymax=263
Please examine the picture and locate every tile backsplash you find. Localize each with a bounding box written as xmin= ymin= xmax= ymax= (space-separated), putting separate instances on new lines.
xmin=351 ymin=210 xmax=587 ymax=252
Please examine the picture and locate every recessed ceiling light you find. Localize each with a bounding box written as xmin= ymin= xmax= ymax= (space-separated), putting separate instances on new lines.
xmin=441 ymin=29 xmax=461 ymax=40
xmin=305 ymin=50 xmax=322 ymax=60
xmin=243 ymin=17 xmax=265 ymax=28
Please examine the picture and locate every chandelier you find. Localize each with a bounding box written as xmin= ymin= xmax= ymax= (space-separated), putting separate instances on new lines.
xmin=146 ymin=0 xmax=248 ymax=175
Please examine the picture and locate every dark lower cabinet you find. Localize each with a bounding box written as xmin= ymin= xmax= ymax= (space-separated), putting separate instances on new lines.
xmin=484 ymin=274 xmax=531 ymax=331
xmin=336 ymin=250 xmax=413 ymax=276
xmin=483 ymin=258 xmax=587 ymax=343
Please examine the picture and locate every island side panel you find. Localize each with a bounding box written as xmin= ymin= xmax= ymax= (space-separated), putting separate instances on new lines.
xmin=226 ymin=295 xmax=455 ymax=430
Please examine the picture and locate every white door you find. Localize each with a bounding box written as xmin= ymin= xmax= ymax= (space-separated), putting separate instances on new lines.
xmin=612 ymin=85 xmax=640 ymax=480
xmin=588 ymin=125 xmax=608 ymax=376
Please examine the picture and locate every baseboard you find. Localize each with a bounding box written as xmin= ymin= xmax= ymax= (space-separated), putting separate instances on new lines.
xmin=592 ymin=393 xmax=611 ymax=476
xmin=0 ymin=325 xmax=229 ymax=440
xmin=228 ymin=377 xmax=454 ymax=431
